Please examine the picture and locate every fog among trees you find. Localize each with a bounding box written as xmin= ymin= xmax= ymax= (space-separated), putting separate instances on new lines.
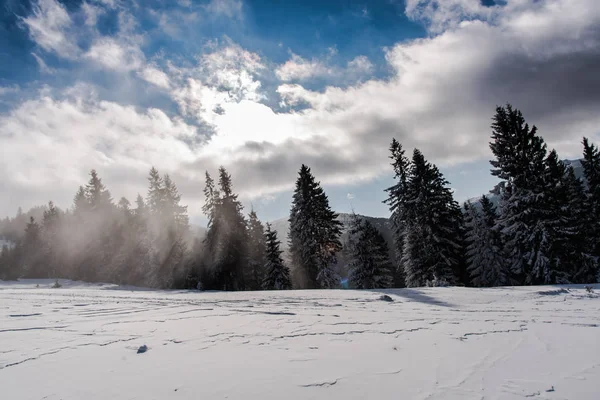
xmin=1 ymin=105 xmax=599 ymax=289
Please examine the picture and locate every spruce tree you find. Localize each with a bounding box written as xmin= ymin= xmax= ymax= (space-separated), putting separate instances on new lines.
xmin=135 ymin=194 xmax=147 ymax=218
xmin=163 ymin=174 xmax=189 ymax=232
xmin=201 ymin=171 xmax=220 ymax=289
xmin=263 ymin=224 xmax=292 ymax=290
xmin=347 ymin=214 xmax=393 ymax=289
xmin=562 ymin=167 xmax=597 ymax=283
xmin=143 ymin=168 xmax=189 ymax=288
xmin=313 ymin=183 xmax=343 ymax=288
xmin=81 ymin=169 xmax=115 ymax=283
xmin=465 ymin=196 xmax=509 ymax=287
xmin=383 ymin=139 xmax=409 ymax=287
xmin=146 ymin=167 xmax=164 ymax=216
xmin=22 ymin=217 xmax=43 ymax=278
xmin=0 ymin=244 xmax=12 ymax=280
xmin=160 ymin=174 xmax=189 ymax=288
xmin=289 ymin=165 xmax=342 ymax=289
xmin=42 ymin=201 xmax=62 ymax=278
xmin=581 ymin=137 xmax=600 ymax=276
xmin=118 ymin=197 xmax=131 ymax=214
xmin=86 ymin=170 xmax=113 ymax=211
xmin=125 ymin=194 xmax=154 ymax=286
xmin=73 ymin=186 xmax=89 ymax=217
xmin=202 ymin=167 xmax=248 ymax=290
xmin=246 ymin=210 xmax=266 ymax=290
xmin=400 ymin=149 xmax=463 ymax=287
xmin=541 ymin=150 xmax=578 ymax=284
xmin=489 ymin=104 xmax=549 ymax=284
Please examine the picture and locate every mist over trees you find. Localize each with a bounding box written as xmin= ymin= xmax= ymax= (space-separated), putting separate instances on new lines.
xmin=1 ymin=104 xmax=599 ymax=289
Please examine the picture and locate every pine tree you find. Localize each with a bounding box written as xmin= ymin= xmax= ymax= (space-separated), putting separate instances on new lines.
xmin=118 ymin=197 xmax=131 ymax=215
xmin=262 ymin=224 xmax=292 ymax=290
xmin=202 ymin=167 xmax=248 ymax=290
xmin=314 ymin=184 xmax=343 ymax=289
xmin=73 ymin=186 xmax=89 ymax=217
xmin=146 ymin=167 xmax=164 ymax=216
xmin=22 ymin=216 xmax=43 ymax=278
xmin=540 ymin=150 xmax=576 ymax=284
xmin=562 ymin=167 xmax=597 ymax=283
xmin=200 ymin=171 xmax=219 ymax=289
xmin=216 ymin=167 xmax=248 ymax=290
xmin=465 ymin=196 xmax=509 ymax=287
xmin=86 ymin=170 xmax=113 ymax=211
xmin=124 ymin=195 xmax=154 ymax=286
xmin=246 ymin=210 xmax=266 ymax=290
xmin=582 ymin=138 xmax=600 ymax=195
xmin=68 ymin=186 xmax=90 ymax=280
xmin=163 ymin=174 xmax=189 ymax=232
xmin=347 ymin=214 xmax=393 ymax=289
xmin=81 ymin=170 xmax=116 ymax=282
xmin=384 ymin=139 xmax=410 ymax=287
xmin=135 ymin=194 xmax=146 ymax=218
xmin=399 ymin=149 xmax=463 ymax=287
xmin=0 ymin=244 xmax=12 ymax=280
xmin=581 ymin=137 xmax=600 ymax=277
xmin=289 ymin=165 xmax=342 ymax=289
xmin=143 ymin=168 xmax=189 ymax=288
xmin=489 ymin=104 xmax=549 ymax=284
xmin=42 ymin=201 xmax=62 ymax=278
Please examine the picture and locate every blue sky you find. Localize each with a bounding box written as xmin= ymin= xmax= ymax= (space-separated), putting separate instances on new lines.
xmin=0 ymin=0 xmax=599 ymax=225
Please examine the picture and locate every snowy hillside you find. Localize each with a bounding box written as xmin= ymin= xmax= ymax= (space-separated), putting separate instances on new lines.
xmin=1 ymin=280 xmax=599 ymax=399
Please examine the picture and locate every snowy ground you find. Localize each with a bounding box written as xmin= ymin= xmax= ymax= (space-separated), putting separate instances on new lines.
xmin=1 ymin=280 xmax=599 ymax=400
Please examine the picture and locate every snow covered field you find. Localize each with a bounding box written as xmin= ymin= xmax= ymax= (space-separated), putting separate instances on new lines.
xmin=1 ymin=281 xmax=599 ymax=400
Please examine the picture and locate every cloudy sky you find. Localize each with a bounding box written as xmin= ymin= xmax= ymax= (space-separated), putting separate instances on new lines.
xmin=1 ymin=0 xmax=599 ymax=224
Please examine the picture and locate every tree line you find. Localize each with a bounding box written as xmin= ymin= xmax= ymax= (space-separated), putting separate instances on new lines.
xmin=1 ymin=104 xmax=599 ymax=289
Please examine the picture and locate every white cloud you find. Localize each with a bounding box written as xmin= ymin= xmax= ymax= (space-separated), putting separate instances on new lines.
xmin=169 ymin=43 xmax=266 ymax=123
xmin=21 ymin=0 xmax=79 ymax=59
xmin=85 ymin=37 xmax=145 ymax=72
xmin=347 ymin=55 xmax=374 ymax=75
xmin=405 ymin=0 xmax=495 ymax=34
xmin=81 ymin=2 xmax=105 ymax=27
xmin=203 ymin=0 xmax=243 ymax=19
xmin=197 ymin=0 xmax=600 ymax=200
xmin=275 ymin=53 xmax=333 ymax=81
xmin=0 ymin=85 xmax=20 ymax=96
xmin=4 ymin=0 xmax=600 ymax=217
xmin=151 ymin=9 xmax=200 ymax=39
xmin=31 ymin=52 xmax=57 ymax=74
xmin=139 ymin=67 xmax=171 ymax=89
xmin=97 ymin=0 xmax=117 ymax=7
xmin=276 ymin=52 xmax=375 ymax=83
xmin=0 ymin=89 xmax=200 ymax=214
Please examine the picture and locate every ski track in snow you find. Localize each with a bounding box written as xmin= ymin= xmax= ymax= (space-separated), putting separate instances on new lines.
xmin=0 ymin=281 xmax=599 ymax=399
